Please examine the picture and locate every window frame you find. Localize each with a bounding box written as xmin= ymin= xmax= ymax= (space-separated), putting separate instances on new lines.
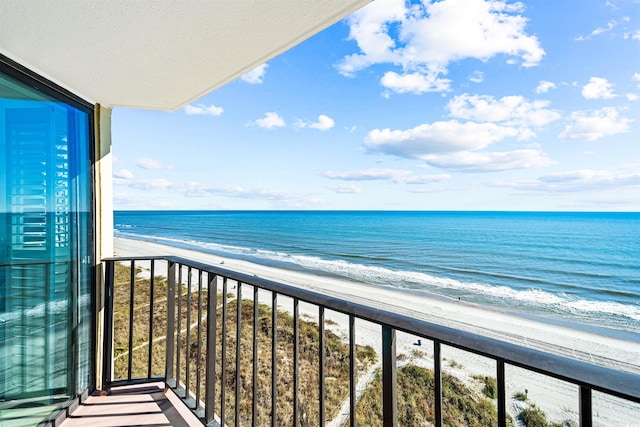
xmin=0 ymin=52 xmax=98 ymax=401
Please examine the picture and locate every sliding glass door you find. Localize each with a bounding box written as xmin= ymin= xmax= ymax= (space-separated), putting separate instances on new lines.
xmin=0 ymin=61 xmax=93 ymax=425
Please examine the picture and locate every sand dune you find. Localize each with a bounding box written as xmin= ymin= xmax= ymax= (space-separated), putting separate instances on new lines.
xmin=114 ymin=236 xmax=639 ymax=426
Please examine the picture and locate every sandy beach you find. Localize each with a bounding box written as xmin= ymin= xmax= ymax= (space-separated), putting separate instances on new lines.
xmin=114 ymin=236 xmax=639 ymax=426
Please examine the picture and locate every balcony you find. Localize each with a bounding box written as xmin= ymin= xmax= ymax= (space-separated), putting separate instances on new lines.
xmin=89 ymin=256 xmax=639 ymax=426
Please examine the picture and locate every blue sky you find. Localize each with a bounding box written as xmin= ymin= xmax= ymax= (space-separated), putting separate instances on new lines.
xmin=112 ymin=0 xmax=640 ymax=211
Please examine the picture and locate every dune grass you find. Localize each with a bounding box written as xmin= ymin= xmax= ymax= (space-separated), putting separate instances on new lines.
xmin=356 ymin=363 xmax=513 ymax=426
xmin=110 ymin=263 xmax=376 ymax=425
xmin=111 ymin=262 xmax=561 ymax=426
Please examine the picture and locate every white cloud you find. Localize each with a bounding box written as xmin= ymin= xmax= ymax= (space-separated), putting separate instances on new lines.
xmin=136 ymin=157 xmax=164 ymax=169
xmin=113 ymin=169 xmax=134 ymax=180
xmin=364 ymin=116 xmax=554 ymax=172
xmin=535 ymin=80 xmax=556 ymax=94
xmin=401 ymin=174 xmax=452 ymax=184
xmin=130 ymin=178 xmax=174 ymax=190
xmin=497 ymin=168 xmax=640 ymax=192
xmin=421 ymin=149 xmax=554 ymax=172
xmin=582 ymin=77 xmax=616 ymax=99
xmin=179 ymin=182 xmax=292 ymax=200
xmin=468 ymin=71 xmax=484 ymax=83
xmin=365 ymin=120 xmax=518 ymax=159
xmin=365 ymin=120 xmax=531 ymax=161
xmin=591 ymin=20 xmax=617 ymax=36
xmin=627 ymin=93 xmax=639 ymax=101
xmin=297 ymin=114 xmax=336 ymax=131
xmin=120 ymin=178 xmax=323 ymax=206
xmin=177 ymin=182 xmax=327 ymax=208
xmin=380 ymin=70 xmax=451 ymax=94
xmin=576 ymin=20 xmax=618 ymax=41
xmin=324 ymin=168 xmax=412 ymax=181
xmin=447 ymin=94 xmax=561 ymax=127
xmin=240 ymin=63 xmax=269 ymax=84
xmin=337 ymin=0 xmax=544 ymax=95
xmin=328 ymin=184 xmax=363 ymax=194
xmin=336 ymin=0 xmax=406 ymax=77
xmin=559 ymin=107 xmax=632 ymax=141
xmin=252 ymin=112 xmax=286 ymax=129
xmin=623 ymin=30 xmax=640 ymax=40
xmin=633 ymin=73 xmax=640 ymax=87
xmin=183 ymin=103 xmax=224 ymax=116
xmin=324 ymin=168 xmax=450 ymax=184
xmin=309 ymin=115 xmax=335 ymax=131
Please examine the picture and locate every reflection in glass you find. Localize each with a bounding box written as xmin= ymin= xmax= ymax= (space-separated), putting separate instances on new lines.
xmin=0 ymin=68 xmax=93 ymax=425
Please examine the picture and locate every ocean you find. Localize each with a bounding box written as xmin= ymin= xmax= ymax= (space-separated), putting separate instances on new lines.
xmin=114 ymin=210 xmax=640 ymax=337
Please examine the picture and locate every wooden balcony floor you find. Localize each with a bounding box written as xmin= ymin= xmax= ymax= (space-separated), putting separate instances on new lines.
xmin=60 ymin=382 xmax=202 ymax=427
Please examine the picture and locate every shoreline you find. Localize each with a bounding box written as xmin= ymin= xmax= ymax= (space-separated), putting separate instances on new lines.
xmin=115 ymin=233 xmax=639 ymax=342
xmin=114 ymin=236 xmax=640 ymax=426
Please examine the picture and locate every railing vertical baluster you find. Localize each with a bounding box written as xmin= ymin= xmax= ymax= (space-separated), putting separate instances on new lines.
xmin=176 ymin=265 xmax=183 ymax=394
xmin=580 ymin=386 xmax=593 ymax=427
xmin=319 ymin=306 xmax=326 ymax=426
xmin=271 ymin=292 xmax=278 ymax=427
xmin=221 ymin=277 xmax=228 ymax=426
xmin=186 ymin=267 xmax=192 ymax=403
xmin=102 ymin=260 xmax=115 ymax=388
xmin=497 ymin=360 xmax=506 ymax=427
xmin=293 ymin=298 xmax=299 ymax=427
xmin=205 ymin=273 xmax=218 ymax=425
xmin=433 ymin=341 xmax=442 ymax=427
xmin=196 ymin=270 xmax=203 ymax=410
xmin=166 ymin=261 xmax=177 ymax=388
xmin=382 ymin=325 xmax=397 ymax=427
xmin=349 ymin=315 xmax=356 ymax=427
xmin=236 ymin=283 xmax=242 ymax=426
xmin=252 ymin=286 xmax=259 ymax=427
xmin=127 ymin=260 xmax=135 ymax=381
xmin=148 ymin=260 xmax=155 ymax=379
xmin=101 ymin=257 xmax=638 ymax=427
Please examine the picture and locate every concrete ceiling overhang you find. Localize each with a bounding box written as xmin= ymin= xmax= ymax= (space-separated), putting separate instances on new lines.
xmin=0 ymin=0 xmax=370 ymax=110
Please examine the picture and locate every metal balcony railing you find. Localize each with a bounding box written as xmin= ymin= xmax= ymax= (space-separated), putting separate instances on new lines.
xmin=102 ymin=256 xmax=640 ymax=427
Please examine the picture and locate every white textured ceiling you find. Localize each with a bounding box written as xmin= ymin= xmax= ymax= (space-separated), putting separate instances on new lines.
xmin=0 ymin=0 xmax=369 ymax=110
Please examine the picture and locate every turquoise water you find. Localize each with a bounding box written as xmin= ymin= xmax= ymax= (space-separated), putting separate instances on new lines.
xmin=114 ymin=211 xmax=640 ymax=335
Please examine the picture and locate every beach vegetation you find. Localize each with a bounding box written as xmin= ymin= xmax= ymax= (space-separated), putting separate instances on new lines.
xmin=472 ymin=375 xmax=497 ymax=399
xmin=190 ymin=297 xmax=378 ymax=426
xmin=356 ymin=363 xmax=512 ymax=426
xmin=513 ymin=391 xmax=528 ymax=401
xmin=448 ymin=359 xmax=464 ymax=369
xmin=111 ymin=263 xmax=376 ymax=426
xmin=112 ymin=263 xmax=170 ymax=378
xmin=411 ymin=348 xmax=427 ymax=358
xmin=518 ymin=404 xmax=562 ymax=427
xmin=356 ymin=344 xmax=377 ymax=364
xmin=112 ymin=263 xmax=523 ymax=427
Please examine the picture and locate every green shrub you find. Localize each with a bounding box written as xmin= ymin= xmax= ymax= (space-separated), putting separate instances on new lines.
xmin=471 ymin=375 xmax=497 ymax=399
xmin=357 ymin=364 xmax=513 ymax=426
xmin=519 ymin=405 xmax=551 ymax=427
xmin=482 ymin=376 xmax=497 ymax=399
xmin=513 ymin=391 xmax=528 ymax=401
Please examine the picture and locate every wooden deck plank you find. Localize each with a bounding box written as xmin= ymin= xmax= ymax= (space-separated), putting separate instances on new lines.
xmin=60 ymin=382 xmax=202 ymax=427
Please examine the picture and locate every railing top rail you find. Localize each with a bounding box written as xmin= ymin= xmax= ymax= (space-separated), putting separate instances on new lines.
xmin=103 ymin=255 xmax=640 ymax=404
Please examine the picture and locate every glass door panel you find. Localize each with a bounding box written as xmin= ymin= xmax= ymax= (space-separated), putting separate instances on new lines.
xmin=0 ymin=66 xmax=93 ymax=426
